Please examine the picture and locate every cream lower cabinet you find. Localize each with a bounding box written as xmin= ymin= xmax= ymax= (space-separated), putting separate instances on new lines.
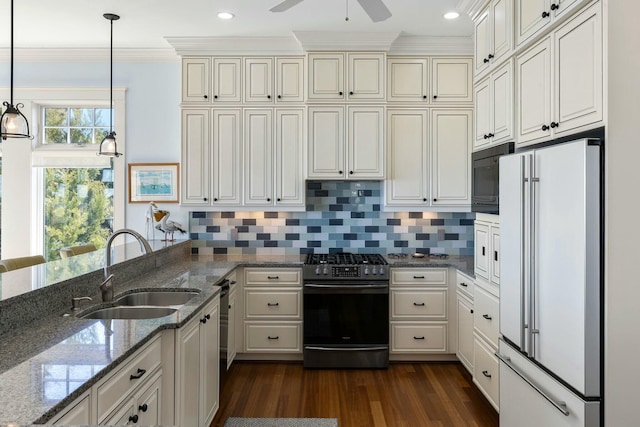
xmin=49 ymin=391 xmax=92 ymax=424
xmin=473 ymin=280 xmax=500 ymax=412
xmin=242 ymin=268 xmax=302 ymax=355
xmin=176 ymin=296 xmax=220 ymax=427
xmin=390 ymin=268 xmax=449 ymax=358
xmin=455 ymin=270 xmax=475 ymax=374
xmin=102 ymin=371 xmax=162 ymax=425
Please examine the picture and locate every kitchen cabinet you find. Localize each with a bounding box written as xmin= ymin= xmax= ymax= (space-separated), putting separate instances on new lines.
xmin=244 ymin=109 xmax=273 ymax=205
xmin=474 ymin=59 xmax=514 ymax=150
xmin=431 ymin=58 xmax=473 ymax=103
xmin=242 ymin=268 xmax=303 ymax=354
xmin=515 ymin=0 xmax=590 ymax=46
xmin=516 ymin=1 xmax=602 ymax=145
xmin=212 ymin=58 xmax=242 ymax=103
xmin=227 ymin=277 xmax=238 ymax=369
xmin=49 ymin=391 xmax=91 ymax=425
xmin=176 ymin=296 xmax=220 ymax=427
xmin=244 ymin=57 xmax=305 ymax=103
xmin=474 ymin=0 xmax=513 ymax=77
xmin=474 ymin=215 xmax=500 ymax=290
xmin=455 ymin=271 xmax=475 ymax=374
xmin=102 ymin=371 xmax=162 ymax=426
xmin=181 ymin=109 xmax=210 ymax=205
xmin=307 ymin=106 xmax=384 ymax=180
xmin=181 ymin=57 xmax=241 ymax=103
xmin=474 ymin=331 xmax=500 ymax=411
xmin=244 ymin=58 xmax=274 ymax=103
xmin=307 ymin=52 xmax=385 ymax=101
xmin=387 ymin=57 xmax=429 ymax=102
xmin=390 ymin=268 xmax=449 ymax=357
xmin=276 ymin=57 xmax=305 ymax=102
xmin=182 ymin=58 xmax=210 ymax=103
xmin=212 ymin=109 xmax=243 ymax=206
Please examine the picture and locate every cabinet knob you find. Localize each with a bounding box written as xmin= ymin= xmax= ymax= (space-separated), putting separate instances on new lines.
xmin=277 ymin=198 xmax=281 ymax=202
xmin=488 ymin=54 xmax=494 ymax=59
xmin=471 ymin=309 xmax=474 ymax=314
xmin=542 ymin=10 xmax=550 ymax=18
xmin=550 ymin=121 xmax=559 ymax=128
xmin=483 ymin=58 xmax=490 ymax=64
xmin=139 ymin=404 xmax=148 ymax=413
xmin=483 ymin=134 xmax=489 ymax=139
xmin=423 ymin=198 xmax=427 ymax=202
xmin=267 ymin=198 xmax=271 ymax=202
xmin=267 ymin=95 xmax=271 ymax=99
xmin=488 ymin=133 xmax=494 ymax=138
xmin=433 ymin=95 xmax=438 ymax=99
xmin=423 ymin=95 xmax=427 ymax=99
xmin=277 ymin=95 xmax=282 ymax=99
xmin=433 ymin=198 xmax=437 ymax=202
xmin=129 ymin=415 xmax=139 ymax=423
xmin=214 ymin=95 xmax=218 ymax=99
xmin=203 ymin=95 xmax=208 ymax=99
xmin=349 ymin=91 xmax=354 ymax=95
xmin=550 ymin=3 xmax=559 ymax=10
xmin=542 ymin=124 xmax=550 ymax=131
xmin=349 ymin=171 xmax=354 ymax=175
xmin=213 ymin=197 xmax=218 ymax=202
xmin=339 ymin=170 xmax=343 ymax=175
xmin=339 ymin=91 xmax=343 ymax=96
xmin=203 ymin=197 xmax=208 ymax=202
xmin=205 ymin=314 xmax=211 ymax=320
xmin=200 ymin=317 xmax=207 ymax=324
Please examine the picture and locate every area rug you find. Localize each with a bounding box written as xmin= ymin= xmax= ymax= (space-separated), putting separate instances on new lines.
xmin=224 ymin=418 xmax=338 ymax=427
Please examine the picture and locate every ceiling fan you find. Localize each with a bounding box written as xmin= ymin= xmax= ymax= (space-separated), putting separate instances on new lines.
xmin=270 ymin=0 xmax=392 ymax=23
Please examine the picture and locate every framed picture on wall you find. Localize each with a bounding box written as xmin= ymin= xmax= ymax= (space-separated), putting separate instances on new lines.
xmin=128 ymin=163 xmax=179 ymax=203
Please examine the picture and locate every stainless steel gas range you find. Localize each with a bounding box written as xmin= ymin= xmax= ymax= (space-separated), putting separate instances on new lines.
xmin=302 ymin=253 xmax=389 ymax=369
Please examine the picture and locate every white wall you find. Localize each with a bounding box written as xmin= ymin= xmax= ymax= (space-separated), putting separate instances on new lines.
xmin=606 ymin=0 xmax=640 ymax=424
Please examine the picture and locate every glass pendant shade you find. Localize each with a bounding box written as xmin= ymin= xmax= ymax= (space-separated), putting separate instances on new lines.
xmin=97 ymin=13 xmax=121 ymax=158
xmin=98 ymin=131 xmax=121 ymax=157
xmin=1 ymin=102 xmax=31 ymax=140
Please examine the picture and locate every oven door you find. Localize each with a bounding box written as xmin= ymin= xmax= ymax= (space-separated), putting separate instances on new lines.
xmin=303 ymin=282 xmax=389 ymax=368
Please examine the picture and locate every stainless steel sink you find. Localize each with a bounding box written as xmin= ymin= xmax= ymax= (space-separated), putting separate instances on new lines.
xmin=114 ymin=290 xmax=200 ymax=307
xmin=80 ymin=306 xmax=178 ymax=320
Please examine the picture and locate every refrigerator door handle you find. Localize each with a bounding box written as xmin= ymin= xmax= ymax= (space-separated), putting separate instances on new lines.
xmin=496 ymin=352 xmax=571 ymax=417
xmin=520 ymin=155 xmax=528 ymax=351
xmin=529 ymin=154 xmax=538 ymax=358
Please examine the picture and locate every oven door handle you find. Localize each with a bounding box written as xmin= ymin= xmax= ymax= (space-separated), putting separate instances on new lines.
xmin=305 ymin=346 xmax=389 ymax=352
xmin=304 ymin=284 xmax=388 ymax=290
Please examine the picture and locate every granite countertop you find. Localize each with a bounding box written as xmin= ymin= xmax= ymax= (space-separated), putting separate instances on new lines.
xmin=0 ymin=250 xmax=474 ymax=425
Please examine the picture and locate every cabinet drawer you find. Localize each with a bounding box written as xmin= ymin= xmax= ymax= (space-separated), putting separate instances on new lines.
xmin=474 ymin=285 xmax=500 ymax=348
xmin=456 ymin=270 xmax=475 ymax=300
xmin=244 ymin=322 xmax=302 ymax=352
xmin=96 ymin=336 xmax=162 ymax=420
xmin=473 ymin=336 xmax=500 ymax=411
xmin=244 ymin=268 xmax=301 ymax=286
xmin=391 ymin=268 xmax=448 ymax=286
xmin=391 ymin=289 xmax=447 ymax=320
xmin=244 ymin=289 xmax=301 ymax=319
xmin=390 ymin=322 xmax=448 ymax=353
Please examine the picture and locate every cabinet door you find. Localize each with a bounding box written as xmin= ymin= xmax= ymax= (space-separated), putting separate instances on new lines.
xmin=474 ymin=77 xmax=491 ymax=149
xmin=553 ymin=2 xmax=602 ymax=136
xmin=474 ymin=221 xmax=490 ymax=281
xmin=516 ymin=0 xmax=550 ymax=45
xmin=491 ymin=59 xmax=514 ymax=144
xmin=385 ymin=109 xmax=428 ymax=207
xmin=490 ymin=226 xmax=500 ymax=285
xmin=275 ymin=109 xmax=305 ymax=206
xmin=308 ymin=53 xmax=345 ymax=100
xmin=103 ymin=399 xmax=136 ymax=425
xmin=244 ymin=58 xmax=274 ymax=103
xmin=276 ymin=57 xmax=304 ymax=102
xmin=431 ymin=58 xmax=473 ymax=103
xmin=137 ymin=372 xmax=162 ymax=426
xmin=474 ymin=7 xmax=491 ymax=75
xmin=431 ymin=109 xmax=472 ymax=206
xmin=182 ymin=58 xmax=210 ymax=103
xmin=516 ymin=37 xmax=552 ymax=144
xmin=181 ymin=109 xmax=210 ymax=205
xmin=457 ymin=294 xmax=474 ymax=374
xmin=347 ymin=53 xmax=385 ymax=100
xmin=348 ymin=106 xmax=385 ymax=179
xmin=200 ymin=302 xmax=220 ymax=427
xmin=492 ymin=0 xmax=513 ymax=63
xmin=387 ymin=58 xmax=428 ymax=102
xmin=213 ymin=58 xmax=241 ymax=103
xmin=307 ymin=107 xmax=345 ymax=179
xmin=227 ymin=290 xmax=237 ymax=368
xmin=243 ymin=109 xmax=273 ymax=206
xmin=212 ymin=109 xmax=242 ymax=206
xmin=51 ymin=392 xmax=91 ymax=425
xmin=177 ymin=318 xmax=200 ymax=427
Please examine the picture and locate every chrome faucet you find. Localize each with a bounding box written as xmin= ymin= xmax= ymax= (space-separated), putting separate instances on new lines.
xmin=102 ymin=228 xmax=153 ymax=302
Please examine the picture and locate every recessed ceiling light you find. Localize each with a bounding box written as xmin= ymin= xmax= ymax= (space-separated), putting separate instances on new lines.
xmin=444 ymin=11 xmax=460 ymax=20
xmin=217 ymin=12 xmax=235 ymax=19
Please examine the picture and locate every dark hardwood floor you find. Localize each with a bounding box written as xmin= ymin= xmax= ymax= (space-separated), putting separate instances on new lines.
xmin=211 ymin=362 xmax=499 ymax=427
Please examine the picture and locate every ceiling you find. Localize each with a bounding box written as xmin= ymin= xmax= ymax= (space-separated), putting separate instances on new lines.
xmin=0 ymin=0 xmax=473 ymax=51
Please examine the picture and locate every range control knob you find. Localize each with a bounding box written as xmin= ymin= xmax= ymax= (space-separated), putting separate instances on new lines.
xmin=371 ymin=266 xmax=377 ymax=275
xmin=378 ymin=266 xmax=385 ymax=275
xmin=315 ymin=266 xmax=321 ymax=275
xmin=323 ymin=266 xmax=329 ymax=275
xmin=364 ymin=266 xmax=370 ymax=275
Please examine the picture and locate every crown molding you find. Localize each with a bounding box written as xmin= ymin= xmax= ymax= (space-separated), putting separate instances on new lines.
xmin=165 ymin=36 xmax=305 ymax=56
xmin=457 ymin=0 xmax=489 ymax=21
xmin=292 ymin=31 xmax=401 ymax=51
xmin=389 ymin=35 xmax=473 ymax=56
xmin=0 ymin=48 xmax=178 ymax=63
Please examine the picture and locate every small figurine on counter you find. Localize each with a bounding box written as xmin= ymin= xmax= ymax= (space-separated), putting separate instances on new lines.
xmin=154 ymin=208 xmax=186 ymax=242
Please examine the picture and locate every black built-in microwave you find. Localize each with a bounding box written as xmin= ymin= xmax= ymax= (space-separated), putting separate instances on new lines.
xmin=472 ymin=142 xmax=515 ymax=214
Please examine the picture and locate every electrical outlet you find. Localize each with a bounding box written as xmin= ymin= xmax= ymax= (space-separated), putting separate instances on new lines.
xmin=357 ymin=190 xmax=365 ymax=197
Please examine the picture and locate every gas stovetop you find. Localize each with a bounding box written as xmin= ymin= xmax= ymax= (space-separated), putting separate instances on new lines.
xmin=303 ymin=253 xmax=389 ymax=280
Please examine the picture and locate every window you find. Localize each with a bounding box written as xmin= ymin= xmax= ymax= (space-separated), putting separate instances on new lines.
xmin=42 ymin=107 xmax=111 ymax=146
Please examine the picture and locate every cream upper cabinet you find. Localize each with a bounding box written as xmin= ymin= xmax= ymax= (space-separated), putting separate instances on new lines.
xmin=244 ymin=58 xmax=274 ymax=103
xmin=474 ymin=220 xmax=490 ymax=282
xmin=307 ymin=52 xmax=385 ymax=101
xmin=347 ymin=106 xmax=385 ymax=179
xmin=182 ymin=58 xmax=210 ymax=103
xmin=474 ymin=0 xmax=513 ymax=77
xmin=387 ymin=58 xmax=429 ymax=103
xmin=212 ymin=57 xmax=241 ymax=103
xmin=430 ymin=109 xmax=472 ymax=206
xmin=516 ymin=2 xmax=602 ymax=145
xmin=431 ymin=58 xmax=473 ymax=103
xmin=212 ymin=109 xmax=243 ymax=206
xmin=275 ymin=57 xmax=304 ymax=102
xmin=515 ymin=0 xmax=589 ymax=46
xmin=243 ymin=109 xmax=273 ymax=205
xmin=474 ymin=59 xmax=514 ymax=150
xmin=307 ymin=106 xmax=344 ymax=178
xmin=275 ymin=109 xmax=305 ymax=207
xmin=181 ymin=109 xmax=210 ymax=205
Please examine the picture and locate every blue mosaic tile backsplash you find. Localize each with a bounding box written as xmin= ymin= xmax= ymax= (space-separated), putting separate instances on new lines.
xmin=189 ymin=181 xmax=475 ymax=255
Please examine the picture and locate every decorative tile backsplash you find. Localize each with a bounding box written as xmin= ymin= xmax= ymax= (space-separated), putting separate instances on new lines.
xmin=189 ymin=181 xmax=475 ymax=255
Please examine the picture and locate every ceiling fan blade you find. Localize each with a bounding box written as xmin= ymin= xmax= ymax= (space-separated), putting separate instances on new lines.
xmin=269 ymin=0 xmax=305 ymax=13
xmin=356 ymin=0 xmax=392 ymax=22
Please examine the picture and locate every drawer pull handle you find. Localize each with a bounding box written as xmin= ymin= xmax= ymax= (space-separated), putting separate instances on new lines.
xmin=413 ymin=302 xmax=425 ymax=306
xmin=460 ymin=282 xmax=468 ymax=287
xmin=139 ymin=404 xmax=148 ymax=412
xmin=129 ymin=414 xmax=139 ymax=423
xmin=268 ymin=276 xmax=280 ymax=280
xmin=482 ymin=370 xmax=492 ymax=378
xmin=267 ymin=302 xmax=280 ymax=307
xmin=268 ymin=336 xmax=279 ymax=340
xmin=413 ymin=336 xmax=425 ymax=340
xmin=483 ymin=314 xmax=493 ymax=320
xmin=130 ymin=368 xmax=146 ymax=380
xmin=413 ymin=276 xmax=425 ymax=279
xmin=230 ymin=280 xmax=237 ymax=285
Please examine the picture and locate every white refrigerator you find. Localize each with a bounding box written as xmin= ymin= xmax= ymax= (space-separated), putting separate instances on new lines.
xmin=498 ymin=139 xmax=602 ymax=426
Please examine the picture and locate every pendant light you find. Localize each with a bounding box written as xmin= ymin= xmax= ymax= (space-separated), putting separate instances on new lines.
xmin=1 ymin=0 xmax=32 ymax=140
xmin=98 ymin=13 xmax=122 ymax=157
